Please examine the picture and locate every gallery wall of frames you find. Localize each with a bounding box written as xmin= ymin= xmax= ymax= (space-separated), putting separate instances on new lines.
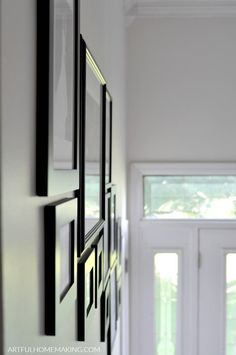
xmin=37 ymin=1 xmax=123 ymax=354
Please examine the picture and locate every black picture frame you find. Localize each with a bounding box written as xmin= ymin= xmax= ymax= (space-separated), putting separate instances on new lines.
xmin=110 ymin=186 xmax=117 ymax=268
xmin=44 ymin=198 xmax=78 ymax=335
xmin=92 ymin=232 xmax=104 ymax=308
xmin=37 ymin=0 xmax=80 ymax=196
xmin=110 ymin=262 xmax=117 ymax=348
xmin=77 ymin=247 xmax=96 ymax=341
xmin=116 ymin=217 xmax=122 ymax=279
xmin=105 ymin=90 xmax=112 ymax=187
xmin=100 ymin=277 xmax=110 ymax=343
xmin=80 ymin=36 xmax=106 ymax=246
xmin=116 ymin=274 xmax=122 ymax=322
xmin=104 ymin=192 xmax=111 ymax=284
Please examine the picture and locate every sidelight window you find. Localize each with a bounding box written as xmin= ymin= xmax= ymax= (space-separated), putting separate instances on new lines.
xmin=155 ymin=253 xmax=180 ymax=355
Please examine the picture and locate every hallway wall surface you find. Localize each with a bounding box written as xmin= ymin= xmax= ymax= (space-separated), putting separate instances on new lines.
xmin=0 ymin=0 xmax=127 ymax=354
xmin=127 ymin=18 xmax=236 ymax=162
xmin=80 ymin=2 xmax=127 ymax=355
xmin=0 ymin=7 xmax=3 ymax=349
xmin=81 ymin=0 xmax=127 ymax=218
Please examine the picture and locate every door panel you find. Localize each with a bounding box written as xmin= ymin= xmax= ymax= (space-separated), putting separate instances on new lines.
xmin=139 ymin=224 xmax=197 ymax=355
xmin=199 ymin=229 xmax=236 ymax=355
xmin=136 ymin=223 xmax=236 ymax=355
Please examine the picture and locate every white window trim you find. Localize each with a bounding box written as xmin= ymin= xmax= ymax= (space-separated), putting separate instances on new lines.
xmin=130 ymin=162 xmax=236 ymax=223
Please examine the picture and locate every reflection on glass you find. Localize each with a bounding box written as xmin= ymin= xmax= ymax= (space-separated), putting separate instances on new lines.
xmin=105 ymin=92 xmax=111 ymax=184
xmin=53 ymin=0 xmax=75 ymax=170
xmin=84 ymin=58 xmax=101 ymax=235
xmin=85 ymin=176 xmax=100 ymax=216
xmin=155 ymin=253 xmax=178 ymax=355
xmin=144 ymin=176 xmax=236 ymax=219
xmin=226 ymin=254 xmax=236 ymax=355
xmin=60 ymin=223 xmax=72 ymax=300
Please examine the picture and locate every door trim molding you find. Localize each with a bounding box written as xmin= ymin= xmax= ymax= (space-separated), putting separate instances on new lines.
xmin=129 ymin=162 xmax=236 ymax=355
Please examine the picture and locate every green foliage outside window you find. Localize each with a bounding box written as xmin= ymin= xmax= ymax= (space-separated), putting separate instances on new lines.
xmin=144 ymin=176 xmax=236 ymax=219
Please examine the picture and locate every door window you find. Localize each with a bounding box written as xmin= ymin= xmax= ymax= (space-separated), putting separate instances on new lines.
xmin=155 ymin=253 xmax=180 ymax=355
xmin=226 ymin=253 xmax=236 ymax=355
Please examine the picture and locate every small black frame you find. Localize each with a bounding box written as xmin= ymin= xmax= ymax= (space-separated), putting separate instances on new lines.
xmin=100 ymin=277 xmax=110 ymax=342
xmin=80 ymin=35 xmax=106 ymax=247
xmin=110 ymin=262 xmax=117 ymax=348
xmin=116 ymin=274 xmax=122 ymax=322
xmin=44 ymin=198 xmax=77 ymax=335
xmin=116 ymin=217 xmax=122 ymax=279
xmin=110 ymin=186 xmax=117 ymax=268
xmin=92 ymin=232 xmax=104 ymax=308
xmin=77 ymin=247 xmax=96 ymax=341
xmin=37 ymin=0 xmax=80 ymax=196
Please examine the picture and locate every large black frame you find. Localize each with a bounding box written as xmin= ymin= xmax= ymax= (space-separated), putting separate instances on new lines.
xmin=80 ymin=36 xmax=106 ymax=248
xmin=77 ymin=247 xmax=96 ymax=341
xmin=37 ymin=0 xmax=80 ymax=196
xmin=44 ymin=198 xmax=77 ymax=335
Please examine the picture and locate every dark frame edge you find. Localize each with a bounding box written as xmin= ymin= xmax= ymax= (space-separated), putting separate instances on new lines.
xmin=101 ymin=84 xmax=106 ymax=221
xmin=36 ymin=0 xmax=50 ymax=196
xmin=44 ymin=205 xmax=56 ymax=335
xmin=77 ymin=261 xmax=85 ymax=341
xmin=77 ymin=247 xmax=95 ymax=341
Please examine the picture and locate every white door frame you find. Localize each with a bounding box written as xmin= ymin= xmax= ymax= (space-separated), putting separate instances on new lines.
xmin=129 ymin=162 xmax=236 ymax=355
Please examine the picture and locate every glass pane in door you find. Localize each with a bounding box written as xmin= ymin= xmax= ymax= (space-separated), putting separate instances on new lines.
xmin=154 ymin=253 xmax=179 ymax=355
xmin=226 ymin=253 xmax=236 ymax=355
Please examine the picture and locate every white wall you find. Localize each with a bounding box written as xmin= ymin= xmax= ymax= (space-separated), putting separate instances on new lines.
xmin=0 ymin=0 xmax=127 ymax=354
xmin=81 ymin=0 xmax=127 ymax=218
xmin=0 ymin=1 xmax=81 ymax=353
xmin=127 ymin=18 xmax=236 ymax=162
xmin=80 ymin=2 xmax=128 ymax=355
xmin=0 ymin=5 xmax=3 ymax=348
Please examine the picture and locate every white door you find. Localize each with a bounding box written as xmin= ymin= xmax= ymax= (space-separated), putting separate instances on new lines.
xmin=137 ymin=223 xmax=198 ymax=355
xmin=136 ymin=223 xmax=236 ymax=355
xmin=199 ymin=229 xmax=236 ymax=355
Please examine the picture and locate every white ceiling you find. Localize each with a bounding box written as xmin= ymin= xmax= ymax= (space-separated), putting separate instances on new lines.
xmin=125 ymin=0 xmax=236 ymax=18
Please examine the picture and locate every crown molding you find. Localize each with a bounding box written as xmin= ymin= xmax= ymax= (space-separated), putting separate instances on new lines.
xmin=126 ymin=0 xmax=236 ymax=19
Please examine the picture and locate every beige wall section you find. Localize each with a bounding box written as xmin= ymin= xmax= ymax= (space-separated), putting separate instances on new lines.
xmin=127 ymin=18 xmax=236 ymax=162
xmin=81 ymin=0 xmax=127 ymax=218
xmin=0 ymin=0 xmax=126 ymax=354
